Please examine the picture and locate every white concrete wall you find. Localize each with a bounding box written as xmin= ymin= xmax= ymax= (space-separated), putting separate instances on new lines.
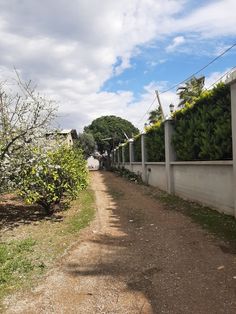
xmin=172 ymin=161 xmax=234 ymax=215
xmin=145 ymin=163 xmax=167 ymax=191
xmin=124 ymin=163 xmax=132 ymax=171
xmin=131 ymin=163 xmax=142 ymax=176
xmin=120 ymin=160 xmax=234 ymax=215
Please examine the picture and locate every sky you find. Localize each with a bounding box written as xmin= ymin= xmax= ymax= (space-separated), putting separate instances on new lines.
xmin=0 ymin=0 xmax=235 ymax=132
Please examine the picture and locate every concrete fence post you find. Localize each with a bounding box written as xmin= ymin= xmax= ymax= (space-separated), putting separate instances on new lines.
xmin=226 ymin=70 xmax=236 ymax=218
xmin=164 ymin=119 xmax=176 ymax=194
xmin=141 ymin=133 xmax=147 ymax=183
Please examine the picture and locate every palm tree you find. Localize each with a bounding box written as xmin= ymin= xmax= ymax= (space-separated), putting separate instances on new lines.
xmin=148 ymin=105 xmax=163 ymax=125
xmin=177 ymin=76 xmax=205 ymax=107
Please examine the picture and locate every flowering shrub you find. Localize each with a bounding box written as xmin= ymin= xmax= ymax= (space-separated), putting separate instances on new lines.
xmin=17 ymin=146 xmax=88 ymax=214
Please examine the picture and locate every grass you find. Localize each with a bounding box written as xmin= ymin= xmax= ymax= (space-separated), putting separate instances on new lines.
xmin=111 ymin=168 xmax=236 ymax=246
xmin=147 ymin=189 xmax=236 ymax=245
xmin=67 ymin=189 xmax=95 ymax=233
xmin=0 ymin=238 xmax=42 ymax=303
xmin=0 ymin=188 xmax=95 ymax=310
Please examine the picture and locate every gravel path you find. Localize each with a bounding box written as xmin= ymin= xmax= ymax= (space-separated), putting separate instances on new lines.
xmin=5 ymin=171 xmax=236 ymax=313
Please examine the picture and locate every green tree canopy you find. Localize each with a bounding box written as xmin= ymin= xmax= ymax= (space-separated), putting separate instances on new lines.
xmin=77 ymin=132 xmax=96 ymax=158
xmin=177 ymin=76 xmax=205 ymax=107
xmin=84 ymin=115 xmax=139 ymax=153
xmin=148 ymin=105 xmax=163 ymax=125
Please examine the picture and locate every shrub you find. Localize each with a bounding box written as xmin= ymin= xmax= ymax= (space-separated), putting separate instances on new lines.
xmin=124 ymin=142 xmax=130 ymax=162
xmin=145 ymin=122 xmax=165 ymax=162
xmin=17 ymin=146 xmax=88 ymax=214
xmin=118 ymin=146 xmax=122 ymax=162
xmin=133 ymin=135 xmax=141 ymax=162
xmin=172 ymin=83 xmax=232 ymax=161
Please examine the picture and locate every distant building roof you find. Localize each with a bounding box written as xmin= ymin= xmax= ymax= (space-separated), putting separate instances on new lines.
xmin=46 ymin=129 xmax=78 ymax=139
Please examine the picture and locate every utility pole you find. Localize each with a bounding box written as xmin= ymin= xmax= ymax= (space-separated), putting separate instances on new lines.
xmin=155 ymin=90 xmax=165 ymax=120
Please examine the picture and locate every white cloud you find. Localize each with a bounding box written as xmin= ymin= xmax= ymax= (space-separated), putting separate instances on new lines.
xmin=204 ymin=68 xmax=234 ymax=89
xmin=166 ymin=36 xmax=186 ymax=52
xmin=175 ymin=0 xmax=236 ymax=37
xmin=0 ymin=0 xmax=235 ymax=133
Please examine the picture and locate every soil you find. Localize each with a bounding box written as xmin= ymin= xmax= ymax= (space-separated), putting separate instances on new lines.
xmin=4 ymin=171 xmax=236 ymax=313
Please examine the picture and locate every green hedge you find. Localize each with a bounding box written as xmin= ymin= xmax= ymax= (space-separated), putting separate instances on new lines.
xmin=133 ymin=135 xmax=141 ymax=162
xmin=118 ymin=146 xmax=122 ymax=162
xmin=124 ymin=143 xmax=130 ymax=162
xmin=172 ymin=83 xmax=232 ymax=161
xmin=145 ymin=122 xmax=165 ymax=162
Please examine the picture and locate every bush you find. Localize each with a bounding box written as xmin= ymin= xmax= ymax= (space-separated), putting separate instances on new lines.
xmin=124 ymin=142 xmax=130 ymax=162
xmin=17 ymin=146 xmax=88 ymax=214
xmin=145 ymin=122 xmax=165 ymax=162
xmin=118 ymin=146 xmax=123 ymax=162
xmin=172 ymin=83 xmax=232 ymax=161
xmin=111 ymin=167 xmax=143 ymax=184
xmin=133 ymin=135 xmax=141 ymax=162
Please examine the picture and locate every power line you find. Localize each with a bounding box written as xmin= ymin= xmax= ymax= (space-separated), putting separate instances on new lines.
xmin=136 ymin=42 xmax=236 ymax=126
xmin=137 ymin=96 xmax=156 ymax=125
xmin=159 ymin=42 xmax=236 ymax=95
xmin=205 ymin=66 xmax=236 ymax=90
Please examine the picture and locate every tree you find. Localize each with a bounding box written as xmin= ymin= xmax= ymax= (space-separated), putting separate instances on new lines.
xmin=148 ymin=105 xmax=163 ymax=125
xmin=77 ymin=132 xmax=96 ymax=158
xmin=177 ymin=76 xmax=205 ymax=107
xmin=84 ymin=115 xmax=139 ymax=153
xmin=17 ymin=146 xmax=88 ymax=215
xmin=0 ymin=75 xmax=57 ymax=190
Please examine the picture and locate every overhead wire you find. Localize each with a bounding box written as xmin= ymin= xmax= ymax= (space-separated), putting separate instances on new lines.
xmin=158 ymin=42 xmax=236 ymax=95
xmin=205 ymin=66 xmax=236 ymax=90
xmin=137 ymin=96 xmax=156 ymax=125
xmin=137 ymin=42 xmax=236 ymax=125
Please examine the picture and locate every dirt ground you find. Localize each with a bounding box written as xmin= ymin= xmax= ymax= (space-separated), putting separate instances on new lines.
xmin=5 ymin=171 xmax=236 ymax=313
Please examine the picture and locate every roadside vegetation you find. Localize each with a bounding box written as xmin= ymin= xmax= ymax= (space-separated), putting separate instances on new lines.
xmin=0 ymin=74 xmax=95 ymax=310
xmin=0 ymin=188 xmax=95 ymax=311
xmin=147 ymin=189 xmax=236 ymax=247
xmin=113 ymin=168 xmax=236 ymax=248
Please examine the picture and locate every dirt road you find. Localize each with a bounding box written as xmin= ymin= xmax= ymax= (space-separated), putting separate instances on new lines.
xmin=5 ymin=171 xmax=236 ymax=313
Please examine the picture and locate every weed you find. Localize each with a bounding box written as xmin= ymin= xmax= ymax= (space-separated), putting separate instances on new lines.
xmin=67 ymin=189 xmax=95 ymax=233
xmin=149 ymin=189 xmax=236 ymax=245
xmin=111 ymin=167 xmax=143 ymax=184
xmin=0 ymin=238 xmax=37 ymax=301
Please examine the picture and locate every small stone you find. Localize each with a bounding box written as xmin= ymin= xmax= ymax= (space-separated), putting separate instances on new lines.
xmin=233 ymin=276 xmax=236 ymax=280
xmin=217 ymin=266 xmax=225 ymax=270
xmin=129 ymin=220 xmax=134 ymax=223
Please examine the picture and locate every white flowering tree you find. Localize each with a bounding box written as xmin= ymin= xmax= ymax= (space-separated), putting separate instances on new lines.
xmin=0 ymin=74 xmax=57 ymax=191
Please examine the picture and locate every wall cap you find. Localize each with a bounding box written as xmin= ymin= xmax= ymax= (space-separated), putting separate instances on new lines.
xmin=226 ymin=69 xmax=236 ymax=85
xmin=170 ymin=160 xmax=233 ymax=166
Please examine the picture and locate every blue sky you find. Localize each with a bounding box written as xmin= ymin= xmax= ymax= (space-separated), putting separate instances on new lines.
xmin=0 ymin=0 xmax=235 ymax=131
xmin=103 ymin=38 xmax=235 ymax=94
